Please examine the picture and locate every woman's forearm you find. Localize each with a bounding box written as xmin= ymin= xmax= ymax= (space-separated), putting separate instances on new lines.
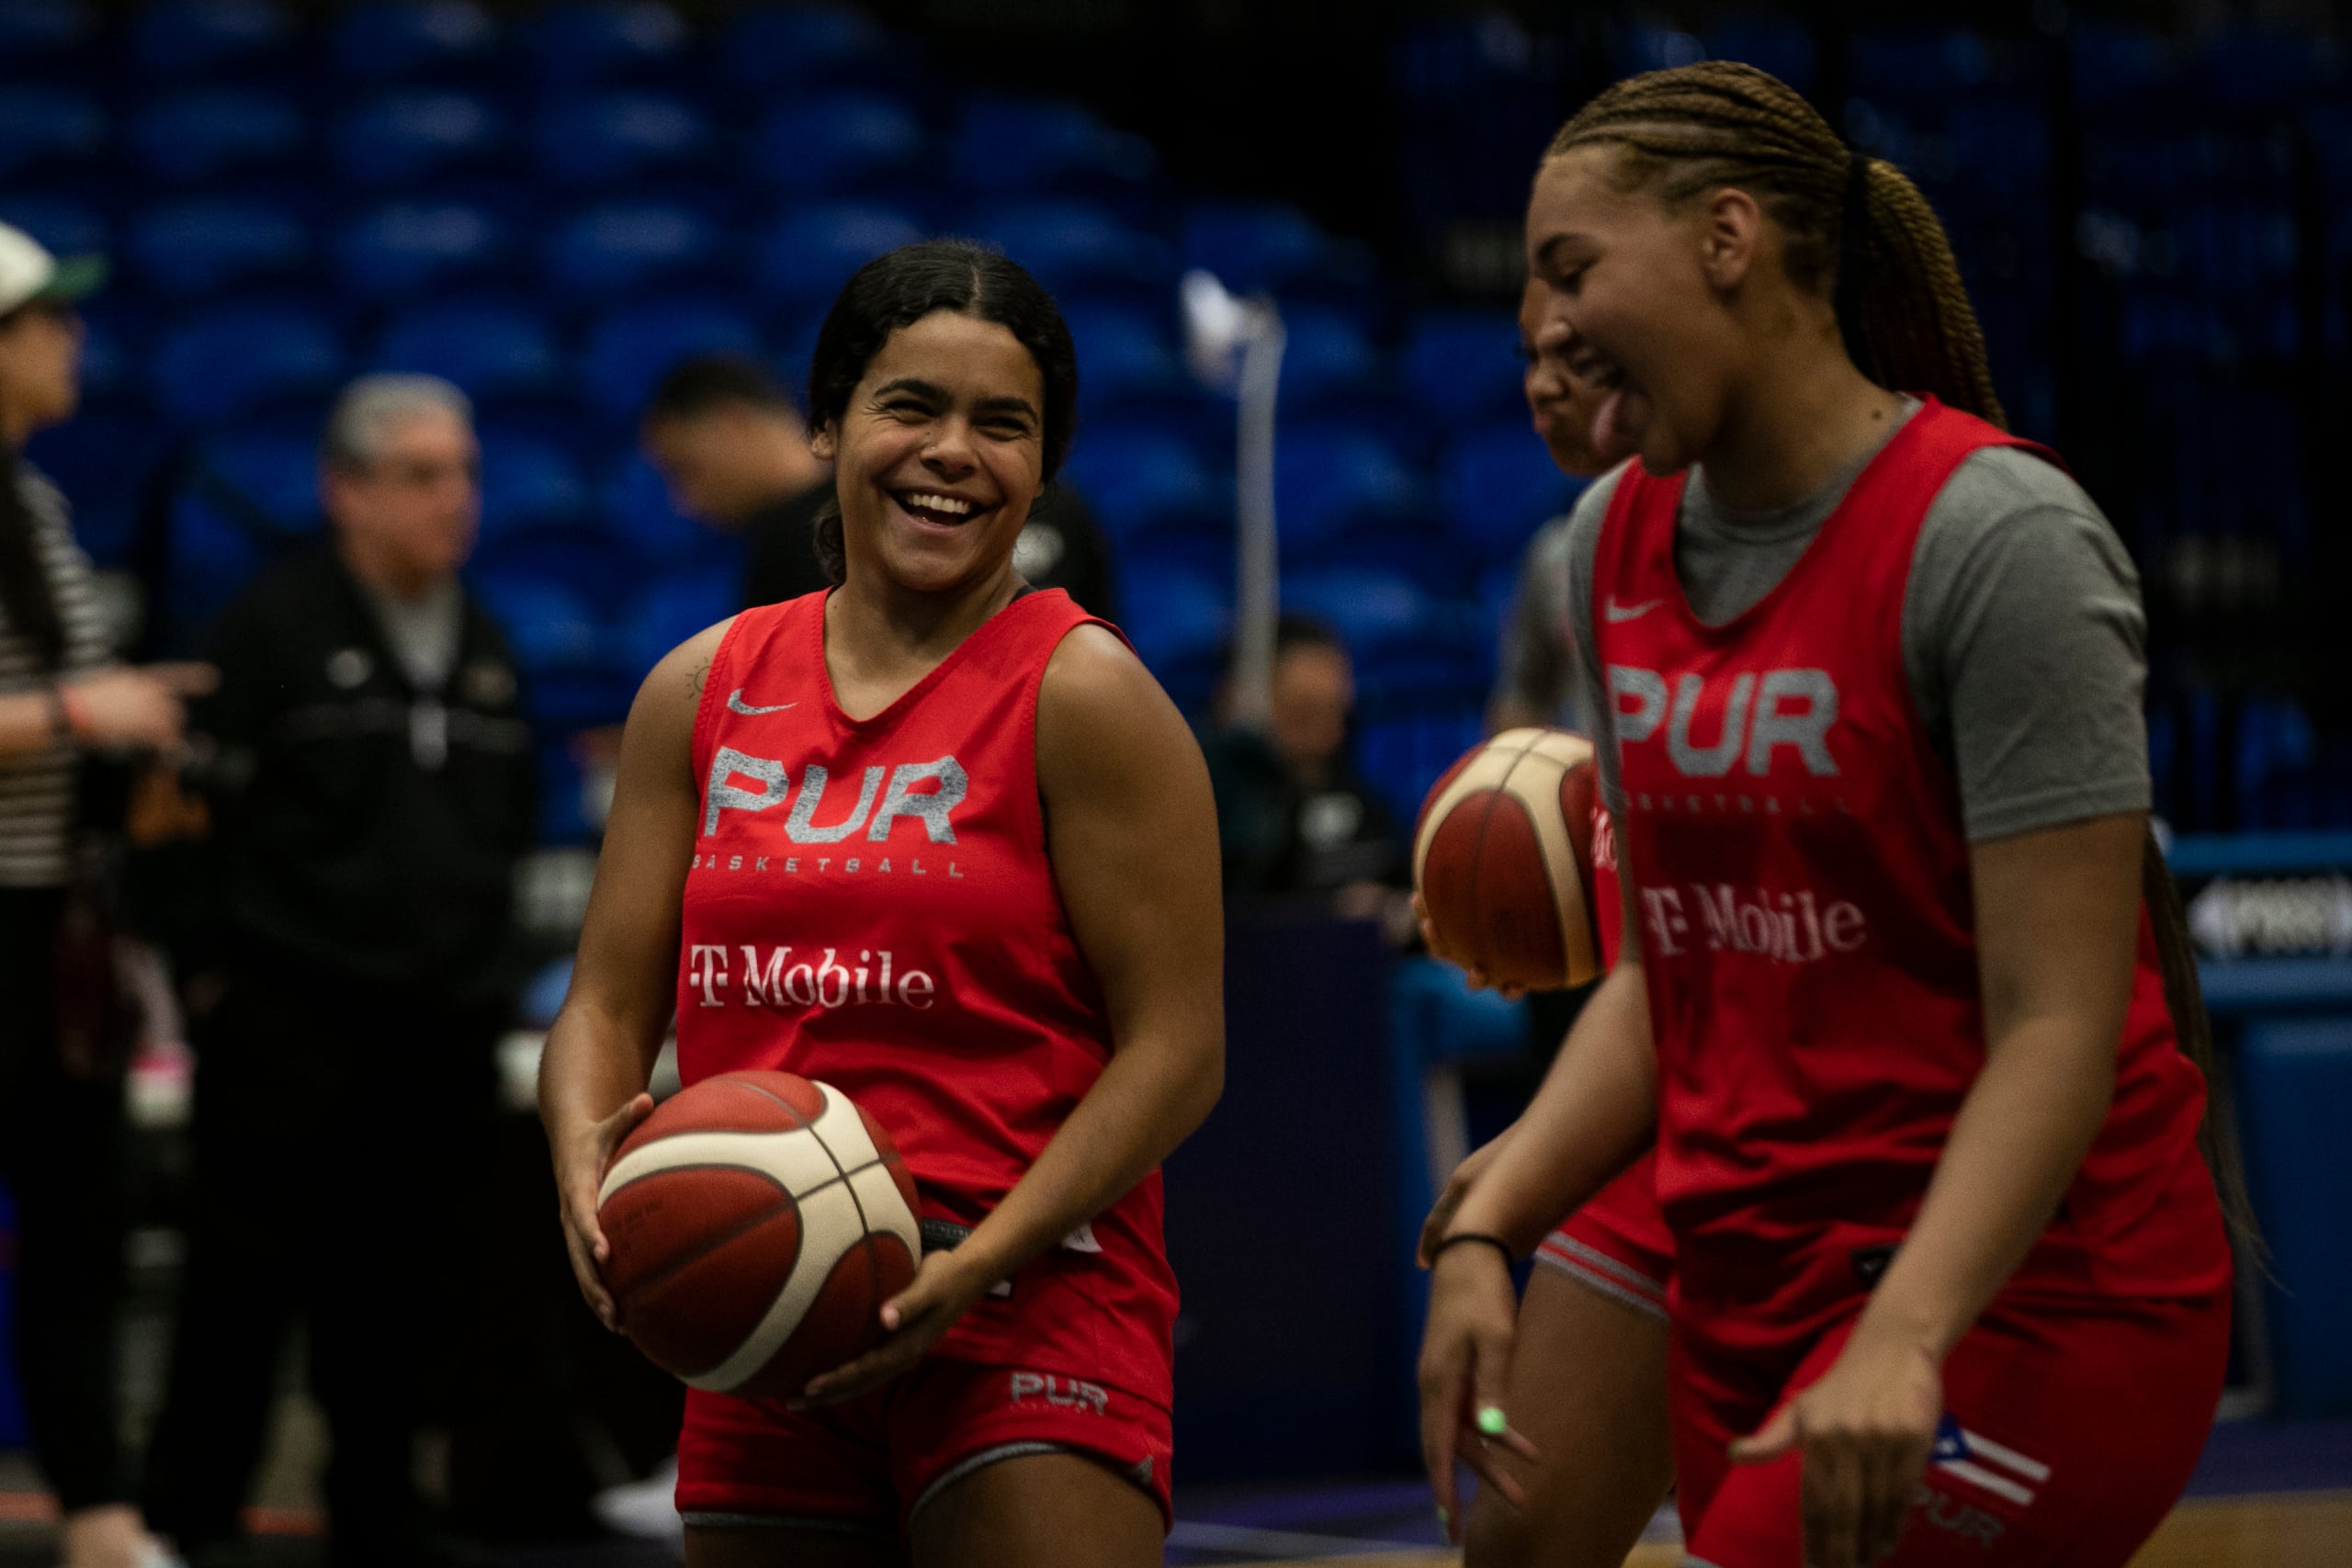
xmin=1858 ymin=1019 xmax=2115 ymax=1359
xmin=958 ymin=1030 xmax=1222 ymax=1286
xmin=1448 ymin=961 xmax=1657 ymax=1254
xmin=538 ymin=996 xmax=666 ymax=1141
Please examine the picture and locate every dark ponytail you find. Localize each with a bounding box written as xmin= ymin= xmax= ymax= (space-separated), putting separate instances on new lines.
xmin=1547 ymin=60 xmax=2256 ymax=1249
xmin=804 ymin=239 xmax=1080 ymax=585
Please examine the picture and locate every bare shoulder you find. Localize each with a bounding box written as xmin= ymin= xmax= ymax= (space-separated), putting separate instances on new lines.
xmin=1036 ymin=623 xmax=1197 ymax=786
xmin=624 ymin=616 xmax=739 ymax=762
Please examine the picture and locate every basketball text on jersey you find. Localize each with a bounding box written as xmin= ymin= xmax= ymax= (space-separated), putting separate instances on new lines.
xmin=702 ymin=746 xmax=967 ymax=842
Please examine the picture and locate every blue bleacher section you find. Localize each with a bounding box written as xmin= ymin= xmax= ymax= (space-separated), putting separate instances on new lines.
xmin=7 ymin=3 xmax=2351 ymax=841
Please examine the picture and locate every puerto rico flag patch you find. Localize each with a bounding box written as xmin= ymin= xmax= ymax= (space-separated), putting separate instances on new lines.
xmin=1931 ymin=1415 xmax=2050 ymax=1508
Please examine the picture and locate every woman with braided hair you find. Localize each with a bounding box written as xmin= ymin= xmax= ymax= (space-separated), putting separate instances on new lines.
xmin=1419 ymin=62 xmax=2236 ymax=1568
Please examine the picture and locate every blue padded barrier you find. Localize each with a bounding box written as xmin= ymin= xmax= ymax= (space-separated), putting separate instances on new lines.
xmin=2236 ymin=1018 xmax=2352 ymax=1416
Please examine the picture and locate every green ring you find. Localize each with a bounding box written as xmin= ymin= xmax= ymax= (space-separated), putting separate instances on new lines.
xmin=1476 ymin=1405 xmax=1509 ymax=1437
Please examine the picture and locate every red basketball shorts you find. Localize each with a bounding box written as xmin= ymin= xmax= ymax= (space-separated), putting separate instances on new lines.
xmin=1534 ymin=1150 xmax=1675 ymax=1319
xmin=675 ymin=1354 xmax=1173 ymax=1537
xmin=1669 ymin=1282 xmax=2230 ymax=1568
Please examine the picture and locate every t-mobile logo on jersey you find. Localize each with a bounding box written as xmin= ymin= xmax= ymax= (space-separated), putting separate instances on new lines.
xmin=684 ymin=945 xmax=937 ymax=1010
xmin=703 ymin=748 xmax=967 ymax=843
xmin=1640 ymin=883 xmax=1868 ymax=963
xmin=1608 ymin=666 xmax=1840 ymax=779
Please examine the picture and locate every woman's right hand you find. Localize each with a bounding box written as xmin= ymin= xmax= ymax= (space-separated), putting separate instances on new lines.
xmin=64 ymin=664 xmax=216 ymax=751
xmin=1412 ymin=892 xmax=1528 ymax=1000
xmin=1418 ymin=1240 xmax=1539 ymax=1542
xmin=1418 ymin=1130 xmax=1513 ymax=1269
xmin=554 ymin=1091 xmax=655 ymax=1332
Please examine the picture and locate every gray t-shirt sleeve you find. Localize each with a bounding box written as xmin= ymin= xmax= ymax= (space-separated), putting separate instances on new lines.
xmin=1563 ymin=465 xmax=1630 ymax=817
xmin=1490 ymin=513 xmax=1575 ymax=718
xmin=1902 ymin=446 xmax=2152 ymax=842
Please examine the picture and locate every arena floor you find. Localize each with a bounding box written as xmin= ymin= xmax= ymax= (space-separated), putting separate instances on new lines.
xmin=3 ymin=1419 xmax=2347 ymax=1565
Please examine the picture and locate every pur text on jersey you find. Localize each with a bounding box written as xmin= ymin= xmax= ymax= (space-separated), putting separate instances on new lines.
xmin=684 ymin=945 xmax=938 ymax=1010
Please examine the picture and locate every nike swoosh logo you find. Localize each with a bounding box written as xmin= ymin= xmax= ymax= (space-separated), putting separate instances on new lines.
xmin=726 ymin=690 xmax=797 ymax=716
xmin=1602 ymin=597 xmax=1664 ymax=623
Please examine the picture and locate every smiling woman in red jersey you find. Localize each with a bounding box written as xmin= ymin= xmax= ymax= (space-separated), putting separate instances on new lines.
xmin=1419 ymin=64 xmax=2241 ymax=1568
xmin=538 ymin=241 xmax=1223 ymax=1568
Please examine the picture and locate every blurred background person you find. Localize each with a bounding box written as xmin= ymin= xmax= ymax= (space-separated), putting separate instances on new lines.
xmin=1203 ymin=615 xmax=1411 ymax=938
xmin=0 ymin=220 xmax=203 ymax=1568
xmin=1487 ymin=276 xmax=1609 ymax=737
xmin=141 ymin=375 xmax=537 ymax=1568
xmin=642 ymin=351 xmax=1122 ymax=616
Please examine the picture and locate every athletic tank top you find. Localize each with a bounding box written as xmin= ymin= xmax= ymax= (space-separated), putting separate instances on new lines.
xmin=677 ymin=588 xmax=1176 ymax=1404
xmin=1591 ymin=398 xmax=2228 ymax=1314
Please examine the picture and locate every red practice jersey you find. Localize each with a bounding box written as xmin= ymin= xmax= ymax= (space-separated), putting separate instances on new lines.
xmin=676 ymin=589 xmax=1176 ymax=1407
xmin=1591 ymin=399 xmax=2228 ymax=1322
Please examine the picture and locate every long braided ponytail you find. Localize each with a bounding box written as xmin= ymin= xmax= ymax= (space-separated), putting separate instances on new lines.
xmin=1545 ymin=61 xmax=2258 ymax=1249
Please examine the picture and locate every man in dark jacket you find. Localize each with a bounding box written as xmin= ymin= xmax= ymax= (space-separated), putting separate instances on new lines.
xmin=143 ymin=374 xmax=537 ymax=1568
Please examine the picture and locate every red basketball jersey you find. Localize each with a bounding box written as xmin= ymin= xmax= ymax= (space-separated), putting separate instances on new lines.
xmin=677 ymin=589 xmax=1176 ymax=1405
xmin=1591 ymin=400 xmax=2229 ymax=1315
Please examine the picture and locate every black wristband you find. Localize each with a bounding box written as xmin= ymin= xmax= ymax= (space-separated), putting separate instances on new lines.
xmin=1430 ymin=1231 xmax=1517 ymax=1266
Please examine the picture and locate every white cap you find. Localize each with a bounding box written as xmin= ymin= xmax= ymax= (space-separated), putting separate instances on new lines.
xmin=0 ymin=221 xmax=107 ymax=318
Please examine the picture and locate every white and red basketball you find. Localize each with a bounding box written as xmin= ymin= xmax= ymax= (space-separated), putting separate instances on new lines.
xmin=1412 ymin=728 xmax=1603 ymax=990
xmin=596 ymin=1070 xmax=922 ymax=1400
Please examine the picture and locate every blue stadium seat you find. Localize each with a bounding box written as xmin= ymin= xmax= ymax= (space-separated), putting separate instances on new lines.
xmin=1117 ymin=568 xmax=1227 ymax=705
xmin=1610 ymin=22 xmax=1705 ymax=78
xmin=0 ymin=196 xmax=108 ymax=260
xmin=1701 ymin=19 xmax=1817 ymax=93
xmin=72 ymin=304 xmax=134 ymax=410
xmin=128 ymin=87 xmax=309 ymax=188
xmin=525 ymin=2 xmax=691 ymax=86
xmin=1060 ymin=303 xmax=1186 ymax=420
xmin=1062 ymin=423 xmax=1222 ymax=543
xmin=604 ymin=448 xmax=733 ymax=569
xmin=752 ymin=203 xmax=924 ymax=316
xmin=976 ymin=201 xmax=1176 ymax=305
xmin=23 ymin=412 xmax=164 ymax=567
xmin=1403 ymin=308 xmax=1524 ymax=434
xmin=132 ymin=0 xmax=294 ymax=79
xmin=478 ymin=432 xmax=594 ymax=538
xmin=472 ymin=575 xmax=607 ymax=673
xmin=1279 ymin=309 xmax=1384 ymax=418
xmin=163 ymin=426 xmax=328 ymax=637
xmin=129 ymin=197 xmax=311 ymax=300
xmin=1182 ymin=202 xmax=1332 ymax=297
xmin=718 ymin=5 xmax=892 ymax=94
xmin=1440 ymin=425 xmax=1579 ymax=563
xmin=334 ymin=203 xmax=514 ymax=301
xmin=1273 ymin=423 xmax=1425 ymax=557
xmin=543 ymin=200 xmax=727 ymax=301
xmin=949 ymin=97 xmax=1155 ymax=198
xmin=196 ymin=428 xmax=321 ymax=532
xmin=374 ymin=300 xmax=562 ymax=403
xmin=580 ymin=296 xmax=764 ymax=422
xmin=0 ymin=1 xmax=96 ymax=68
xmin=473 ymin=525 xmax=637 ymax=615
xmin=0 ymin=86 xmax=107 ymax=185
xmin=627 ymin=565 xmax=740 ymax=675
xmin=1280 ymin=570 xmax=1483 ymax=702
xmin=332 ymin=1 xmax=500 ymax=84
xmin=151 ymin=304 xmax=344 ymax=425
xmin=333 ymin=90 xmax=510 ymax=188
xmin=535 ymin=90 xmax=713 ymax=189
xmin=748 ymin=93 xmax=924 ymax=197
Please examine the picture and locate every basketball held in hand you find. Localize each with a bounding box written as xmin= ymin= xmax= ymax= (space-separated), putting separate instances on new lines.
xmin=596 ymin=1070 xmax=922 ymax=1399
xmin=1413 ymin=728 xmax=1603 ymax=991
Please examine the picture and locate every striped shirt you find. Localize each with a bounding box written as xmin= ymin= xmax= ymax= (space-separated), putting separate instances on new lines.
xmin=0 ymin=463 xmax=111 ymax=887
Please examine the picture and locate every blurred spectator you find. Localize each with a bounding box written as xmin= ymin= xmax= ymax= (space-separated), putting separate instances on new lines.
xmin=1487 ymin=276 xmax=1605 ymax=734
xmin=642 ymin=351 xmax=1121 ymax=616
xmin=0 ymin=221 xmax=199 ymax=1568
xmin=1202 ymin=615 xmax=1410 ymax=936
xmin=143 ymin=375 xmax=537 ymax=1568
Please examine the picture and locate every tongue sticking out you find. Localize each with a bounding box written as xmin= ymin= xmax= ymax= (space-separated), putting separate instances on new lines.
xmin=1589 ymin=384 xmax=1647 ymax=465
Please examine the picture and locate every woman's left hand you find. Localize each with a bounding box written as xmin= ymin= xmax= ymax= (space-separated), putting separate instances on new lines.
xmin=794 ymin=1249 xmax=1000 ymax=1407
xmin=1729 ymin=1319 xmax=1943 ymax=1568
